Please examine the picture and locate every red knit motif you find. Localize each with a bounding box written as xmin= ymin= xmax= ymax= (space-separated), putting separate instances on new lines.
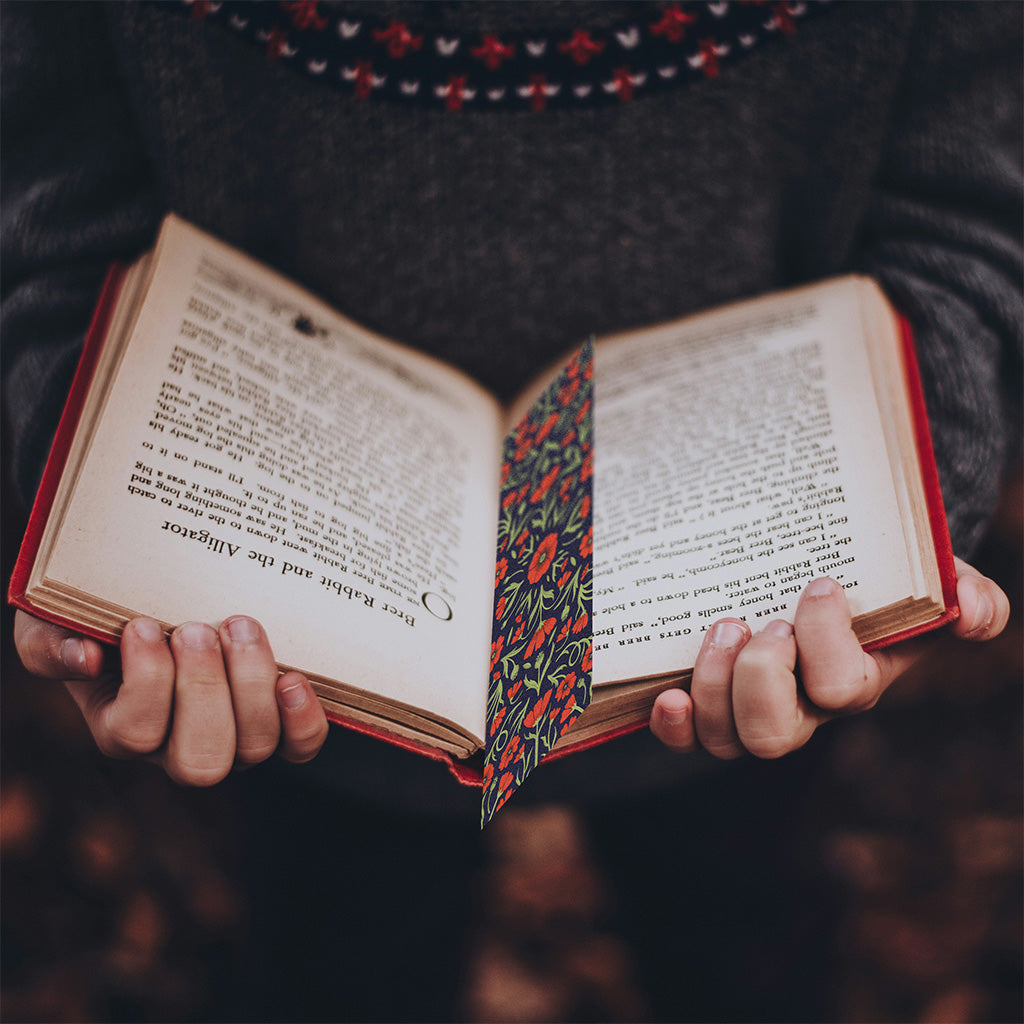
xmin=558 ymin=29 xmax=605 ymax=66
xmin=772 ymin=3 xmax=797 ymax=34
xmin=471 ymin=34 xmax=515 ymax=70
xmin=281 ymin=1 xmax=326 ymax=32
xmin=264 ymin=26 xmax=290 ymax=61
xmin=696 ymin=38 xmax=721 ymax=78
xmin=522 ymin=75 xmax=552 ymax=111
xmin=611 ymin=66 xmax=636 ymax=102
xmin=373 ymin=21 xmax=423 ymax=58
xmin=650 ymin=5 xmax=698 ymax=42
xmin=441 ymin=74 xmax=470 ymax=111
xmin=181 ymin=0 xmax=822 ymax=113
xmin=351 ymin=59 xmax=376 ymax=100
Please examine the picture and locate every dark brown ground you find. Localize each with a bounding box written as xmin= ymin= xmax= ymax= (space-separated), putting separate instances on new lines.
xmin=3 ymin=479 xmax=1020 ymax=1023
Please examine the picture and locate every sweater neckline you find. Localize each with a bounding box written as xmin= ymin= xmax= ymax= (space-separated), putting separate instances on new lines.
xmin=174 ymin=1 xmax=827 ymax=111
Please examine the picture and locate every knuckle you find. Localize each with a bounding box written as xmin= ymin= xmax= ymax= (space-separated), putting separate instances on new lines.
xmin=690 ymin=674 xmax=731 ymax=701
xmin=20 ymin=633 xmax=62 ymax=677
xmin=650 ymin=721 xmax=695 ymax=754
xmin=103 ymin=720 xmax=167 ymax=758
xmin=235 ymin=737 xmax=279 ymax=765
xmin=744 ymin=733 xmax=801 ymax=760
xmin=284 ymin=747 xmax=322 ymax=765
xmin=80 ymin=683 xmax=113 ymax=720
xmin=234 ymin=707 xmax=281 ymax=765
xmin=284 ymin=720 xmax=329 ymax=762
xmin=228 ymin=670 xmax=277 ymax=698
xmin=181 ymin=669 xmax=230 ymax=691
xmin=805 ymin=673 xmax=877 ymax=713
xmin=701 ymin=739 xmax=745 ymax=760
xmin=733 ymin=642 xmax=779 ymax=677
xmin=128 ymin=662 xmax=174 ymax=693
xmin=991 ymin=590 xmax=1012 ymax=634
xmin=166 ymin=759 xmax=233 ymax=788
xmin=13 ymin=613 xmax=43 ymax=660
xmin=845 ymin=690 xmax=880 ymax=714
xmin=93 ymin=731 xmax=132 ymax=760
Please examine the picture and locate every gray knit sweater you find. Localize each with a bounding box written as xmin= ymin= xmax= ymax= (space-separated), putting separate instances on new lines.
xmin=3 ymin=1 xmax=1021 ymax=808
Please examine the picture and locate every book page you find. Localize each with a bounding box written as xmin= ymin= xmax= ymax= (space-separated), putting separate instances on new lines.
xmin=45 ymin=217 xmax=501 ymax=738
xmin=592 ymin=280 xmax=915 ymax=685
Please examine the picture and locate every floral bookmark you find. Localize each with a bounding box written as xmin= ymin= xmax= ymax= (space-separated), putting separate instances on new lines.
xmin=482 ymin=340 xmax=594 ymax=826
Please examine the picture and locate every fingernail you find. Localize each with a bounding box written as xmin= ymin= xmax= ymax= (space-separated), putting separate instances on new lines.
xmin=661 ymin=703 xmax=689 ymax=727
xmin=132 ymin=618 xmax=164 ymax=643
xmin=762 ymin=619 xmax=794 ymax=639
xmin=60 ymin=637 xmax=88 ymax=674
xmin=178 ymin=622 xmax=217 ymax=649
xmin=968 ymin=592 xmax=994 ymax=635
xmin=709 ymin=621 xmax=746 ymax=649
xmin=804 ymin=577 xmax=837 ymax=598
xmin=226 ymin=616 xmax=260 ymax=643
xmin=279 ymin=679 xmax=308 ymax=710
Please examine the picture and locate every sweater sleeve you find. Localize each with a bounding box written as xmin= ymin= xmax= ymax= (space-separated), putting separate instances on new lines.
xmin=855 ymin=2 xmax=1023 ymax=558
xmin=1 ymin=1 xmax=162 ymax=516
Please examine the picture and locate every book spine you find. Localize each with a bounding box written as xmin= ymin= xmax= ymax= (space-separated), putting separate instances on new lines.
xmin=322 ymin=709 xmax=485 ymax=786
xmin=8 ymin=264 xmax=128 ymax=620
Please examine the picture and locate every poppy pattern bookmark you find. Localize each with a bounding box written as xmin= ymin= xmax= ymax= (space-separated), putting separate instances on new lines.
xmin=482 ymin=340 xmax=593 ymax=826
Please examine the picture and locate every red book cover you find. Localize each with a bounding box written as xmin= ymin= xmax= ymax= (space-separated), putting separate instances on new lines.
xmin=862 ymin=315 xmax=959 ymax=650
xmin=6 ymin=263 xmax=488 ymax=787
xmin=6 ymin=271 xmax=960 ymax=796
xmin=9 ymin=265 xmax=128 ymax=637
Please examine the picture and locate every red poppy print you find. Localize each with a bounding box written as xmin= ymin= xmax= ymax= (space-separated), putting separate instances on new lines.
xmin=524 ymin=617 xmax=557 ymax=658
xmin=527 ymin=533 xmax=559 ymax=584
xmin=530 ymin=466 xmax=561 ymax=504
xmin=523 ymin=689 xmax=553 ymax=729
xmin=579 ymin=527 xmax=593 ymax=558
xmin=535 ymin=411 xmax=559 ymax=443
xmin=556 ymin=671 xmax=578 ymax=699
xmin=482 ymin=340 xmax=594 ymax=827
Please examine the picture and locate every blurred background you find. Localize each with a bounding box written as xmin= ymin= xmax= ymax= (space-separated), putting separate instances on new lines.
xmin=2 ymin=473 xmax=1020 ymax=1023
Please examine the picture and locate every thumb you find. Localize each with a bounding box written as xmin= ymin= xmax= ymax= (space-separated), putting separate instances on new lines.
xmin=13 ymin=610 xmax=106 ymax=680
xmin=950 ymin=558 xmax=1011 ymax=641
xmin=650 ymin=688 xmax=700 ymax=753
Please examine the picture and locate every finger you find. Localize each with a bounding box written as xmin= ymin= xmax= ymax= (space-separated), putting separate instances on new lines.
xmin=794 ymin=577 xmax=886 ymax=713
xmin=732 ymin=619 xmax=827 ymax=759
xmin=275 ymin=673 xmax=329 ymax=764
xmin=165 ymin=622 xmax=236 ymax=786
xmin=650 ymin=688 xmax=698 ymax=753
xmin=73 ymin=618 xmax=176 ymax=758
xmin=219 ymin=617 xmax=281 ymax=766
xmin=14 ymin=610 xmax=105 ymax=680
xmin=690 ymin=618 xmax=750 ymax=759
xmin=951 ymin=557 xmax=1011 ymax=641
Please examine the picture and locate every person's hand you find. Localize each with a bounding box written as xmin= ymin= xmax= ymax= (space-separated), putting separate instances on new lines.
xmin=650 ymin=557 xmax=1010 ymax=759
xmin=13 ymin=610 xmax=329 ymax=785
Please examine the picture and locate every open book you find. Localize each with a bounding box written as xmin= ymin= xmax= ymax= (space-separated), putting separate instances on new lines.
xmin=11 ymin=215 xmax=957 ymax=791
